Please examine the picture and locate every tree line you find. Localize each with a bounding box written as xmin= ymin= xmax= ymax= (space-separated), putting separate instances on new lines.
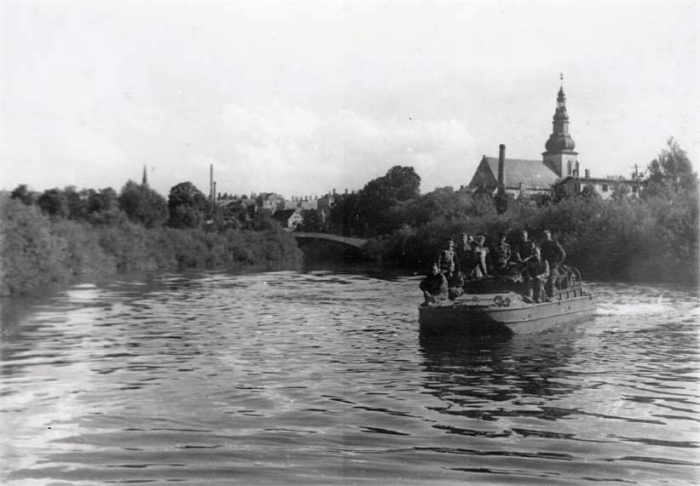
xmin=1 ymin=180 xmax=302 ymax=296
xmin=8 ymin=180 xmax=283 ymax=232
xmin=305 ymin=138 xmax=698 ymax=283
xmin=2 ymin=138 xmax=696 ymax=294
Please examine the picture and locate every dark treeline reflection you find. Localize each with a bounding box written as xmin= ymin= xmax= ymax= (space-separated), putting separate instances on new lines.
xmin=420 ymin=331 xmax=581 ymax=422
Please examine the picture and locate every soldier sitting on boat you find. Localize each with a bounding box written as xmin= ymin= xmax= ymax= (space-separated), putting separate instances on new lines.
xmin=419 ymin=262 xmax=448 ymax=304
xmin=447 ymin=271 xmax=466 ymax=300
xmin=458 ymin=240 xmax=489 ymax=279
xmin=512 ymin=230 xmax=536 ymax=267
xmin=421 ymin=229 xmax=575 ymax=303
xmin=489 ymin=232 xmax=511 ymax=275
xmin=458 ymin=232 xmax=474 ymax=253
xmin=524 ymin=246 xmax=550 ymax=303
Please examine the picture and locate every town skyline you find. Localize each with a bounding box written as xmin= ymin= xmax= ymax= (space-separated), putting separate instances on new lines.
xmin=1 ymin=0 xmax=698 ymax=198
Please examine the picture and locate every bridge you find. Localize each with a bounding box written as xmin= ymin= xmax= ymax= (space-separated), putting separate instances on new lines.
xmin=292 ymin=232 xmax=368 ymax=249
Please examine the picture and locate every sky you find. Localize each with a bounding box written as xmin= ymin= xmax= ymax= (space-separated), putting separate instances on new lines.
xmin=1 ymin=0 xmax=698 ymax=198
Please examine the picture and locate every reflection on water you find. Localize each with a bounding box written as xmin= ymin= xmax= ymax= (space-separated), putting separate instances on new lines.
xmin=0 ymin=271 xmax=698 ymax=485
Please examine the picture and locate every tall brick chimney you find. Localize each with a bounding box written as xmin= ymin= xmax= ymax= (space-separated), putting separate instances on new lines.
xmin=498 ymin=144 xmax=506 ymax=189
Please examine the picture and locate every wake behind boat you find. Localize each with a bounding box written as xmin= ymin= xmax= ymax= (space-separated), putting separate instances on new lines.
xmin=418 ymin=266 xmax=596 ymax=336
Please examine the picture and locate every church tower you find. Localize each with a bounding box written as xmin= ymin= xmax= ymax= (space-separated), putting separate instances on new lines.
xmin=542 ymin=76 xmax=578 ymax=178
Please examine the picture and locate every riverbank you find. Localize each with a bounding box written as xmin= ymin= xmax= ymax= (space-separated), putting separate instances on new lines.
xmin=360 ymin=194 xmax=699 ymax=286
xmin=0 ymin=197 xmax=303 ymax=296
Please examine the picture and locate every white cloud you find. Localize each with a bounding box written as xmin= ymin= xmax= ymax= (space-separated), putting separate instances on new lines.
xmin=212 ymin=105 xmax=475 ymax=195
xmin=0 ymin=0 xmax=697 ymax=197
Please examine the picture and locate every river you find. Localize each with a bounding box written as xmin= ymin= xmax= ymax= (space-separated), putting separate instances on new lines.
xmin=0 ymin=268 xmax=698 ymax=485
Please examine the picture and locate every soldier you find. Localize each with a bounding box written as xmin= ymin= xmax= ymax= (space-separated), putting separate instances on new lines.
xmin=490 ymin=232 xmax=511 ymax=274
xmin=524 ymin=246 xmax=550 ymax=303
xmin=419 ymin=262 xmax=448 ymax=304
xmin=513 ymin=230 xmax=536 ymax=266
xmin=540 ymin=229 xmax=566 ymax=297
xmin=447 ymin=271 xmax=466 ymax=300
xmin=437 ymin=238 xmax=457 ymax=278
xmin=459 ymin=240 xmax=489 ymax=279
xmin=474 ymin=235 xmax=490 ymax=277
xmin=455 ymin=232 xmax=471 ymax=274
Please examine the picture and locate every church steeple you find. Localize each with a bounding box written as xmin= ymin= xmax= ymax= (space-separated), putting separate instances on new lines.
xmin=545 ymin=75 xmax=576 ymax=153
xmin=142 ymin=164 xmax=148 ymax=185
xmin=542 ymin=75 xmax=578 ymax=177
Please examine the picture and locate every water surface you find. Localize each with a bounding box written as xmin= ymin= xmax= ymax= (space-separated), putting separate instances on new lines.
xmin=1 ymin=270 xmax=698 ymax=485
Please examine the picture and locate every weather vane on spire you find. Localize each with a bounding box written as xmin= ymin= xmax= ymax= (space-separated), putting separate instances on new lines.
xmin=560 ymin=72 xmax=564 ymax=87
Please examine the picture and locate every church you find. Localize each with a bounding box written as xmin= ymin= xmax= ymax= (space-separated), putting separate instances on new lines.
xmin=468 ymin=82 xmax=639 ymax=199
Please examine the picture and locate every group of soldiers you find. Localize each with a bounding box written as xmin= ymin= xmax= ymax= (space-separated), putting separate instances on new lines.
xmin=420 ymin=229 xmax=566 ymax=304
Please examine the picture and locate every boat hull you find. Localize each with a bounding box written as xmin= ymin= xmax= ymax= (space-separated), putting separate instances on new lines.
xmin=419 ymin=293 xmax=596 ymax=336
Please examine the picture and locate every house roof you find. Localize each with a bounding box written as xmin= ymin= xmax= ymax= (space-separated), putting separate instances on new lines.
xmin=481 ymin=157 xmax=559 ymax=190
xmin=560 ymin=176 xmax=638 ymax=185
xmin=271 ymin=209 xmax=299 ymax=222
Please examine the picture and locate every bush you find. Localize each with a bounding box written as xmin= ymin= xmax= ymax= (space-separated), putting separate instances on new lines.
xmin=0 ymin=197 xmax=68 ymax=294
xmin=367 ymin=189 xmax=698 ymax=284
xmin=0 ymin=195 xmax=304 ymax=296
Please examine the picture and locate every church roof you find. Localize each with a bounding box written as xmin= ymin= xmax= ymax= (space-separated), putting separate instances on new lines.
xmin=481 ymin=157 xmax=560 ymax=190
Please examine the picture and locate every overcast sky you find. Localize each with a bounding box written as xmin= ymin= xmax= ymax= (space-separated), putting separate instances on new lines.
xmin=1 ymin=0 xmax=698 ymax=198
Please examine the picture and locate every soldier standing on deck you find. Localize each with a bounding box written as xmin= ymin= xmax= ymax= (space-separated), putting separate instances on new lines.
xmin=437 ymin=238 xmax=457 ymax=278
xmin=540 ymin=229 xmax=566 ymax=297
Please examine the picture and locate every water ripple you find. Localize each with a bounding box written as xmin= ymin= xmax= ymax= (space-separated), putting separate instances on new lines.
xmin=1 ymin=271 xmax=698 ymax=484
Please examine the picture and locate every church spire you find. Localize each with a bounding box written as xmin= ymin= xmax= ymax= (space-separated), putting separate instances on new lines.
xmin=542 ymin=75 xmax=578 ymax=178
xmin=544 ymin=75 xmax=576 ymax=153
xmin=142 ymin=164 xmax=148 ymax=185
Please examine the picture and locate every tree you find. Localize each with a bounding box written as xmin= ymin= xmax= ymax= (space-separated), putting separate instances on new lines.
xmin=119 ymin=180 xmax=168 ymax=228
xmin=358 ymin=166 xmax=422 ymax=236
xmin=87 ymin=187 xmax=119 ymax=214
xmin=167 ymin=182 xmax=208 ymax=229
xmin=37 ymin=188 xmax=69 ymax=218
xmin=494 ymin=188 xmax=509 ymax=214
xmin=551 ymin=180 xmax=579 ymax=203
xmin=580 ymin=184 xmax=600 ymax=199
xmin=645 ymin=137 xmax=697 ymax=195
xmin=296 ymin=209 xmax=326 ymax=232
xmin=63 ymin=186 xmax=87 ymax=220
xmin=329 ymin=193 xmax=363 ymax=236
xmin=611 ymin=181 xmax=631 ymax=201
xmin=86 ymin=187 xmax=123 ymax=225
xmin=382 ymin=165 xmax=421 ymax=201
xmin=10 ymin=184 xmax=35 ymax=205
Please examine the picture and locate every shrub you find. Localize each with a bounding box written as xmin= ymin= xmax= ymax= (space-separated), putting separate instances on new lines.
xmin=0 ymin=197 xmax=70 ymax=294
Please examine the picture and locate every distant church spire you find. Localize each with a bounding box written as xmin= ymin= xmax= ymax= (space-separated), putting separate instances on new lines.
xmin=542 ymin=76 xmax=578 ymax=177
xmin=142 ymin=164 xmax=148 ymax=185
xmin=544 ymin=76 xmax=576 ymax=153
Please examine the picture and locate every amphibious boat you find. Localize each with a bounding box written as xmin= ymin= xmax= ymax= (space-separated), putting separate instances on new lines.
xmin=418 ymin=266 xmax=595 ymax=336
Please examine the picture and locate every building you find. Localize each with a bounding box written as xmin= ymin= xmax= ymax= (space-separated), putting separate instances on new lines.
xmin=558 ymin=170 xmax=641 ymax=200
xmin=285 ymin=195 xmax=319 ymax=211
xmin=469 ymin=82 xmax=579 ymax=197
xmin=469 ymin=154 xmax=559 ymax=198
xmin=272 ymin=208 xmax=303 ymax=231
xmin=542 ymin=84 xmax=578 ymax=178
xmin=468 ymin=80 xmax=637 ymax=199
xmin=258 ymin=193 xmax=286 ymax=212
